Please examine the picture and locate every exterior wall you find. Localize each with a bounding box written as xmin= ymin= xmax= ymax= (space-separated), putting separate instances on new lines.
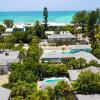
xmin=0 ymin=65 xmax=8 ymax=74
xmin=48 ymin=38 xmax=77 ymax=43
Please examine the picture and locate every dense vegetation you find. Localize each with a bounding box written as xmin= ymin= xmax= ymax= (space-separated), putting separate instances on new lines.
xmin=72 ymin=8 xmax=100 ymax=58
xmin=0 ymin=8 xmax=100 ymax=99
xmin=73 ymin=71 xmax=100 ymax=94
xmin=9 ymin=81 xmax=75 ymax=100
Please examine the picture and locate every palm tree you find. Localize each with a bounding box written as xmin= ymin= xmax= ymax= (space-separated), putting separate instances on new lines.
xmin=4 ymin=19 xmax=14 ymax=28
xmin=77 ymin=58 xmax=87 ymax=69
xmin=87 ymin=11 xmax=97 ymax=41
xmin=72 ymin=11 xmax=88 ymax=33
xmin=54 ymin=81 xmax=75 ymax=100
xmin=43 ymin=7 xmax=48 ymax=31
xmin=46 ymin=86 xmax=56 ymax=100
xmin=36 ymin=90 xmax=49 ymax=100
xmin=95 ymin=8 xmax=100 ymax=33
xmin=0 ymin=25 xmax=5 ymax=36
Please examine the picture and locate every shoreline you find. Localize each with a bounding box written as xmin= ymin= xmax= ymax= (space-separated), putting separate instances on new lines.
xmin=0 ymin=22 xmax=73 ymax=26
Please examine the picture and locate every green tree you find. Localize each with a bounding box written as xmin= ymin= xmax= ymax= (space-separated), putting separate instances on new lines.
xmin=95 ymin=8 xmax=100 ymax=33
xmin=35 ymin=90 xmax=49 ymax=100
xmin=43 ymin=7 xmax=48 ymax=31
xmin=96 ymin=33 xmax=100 ymax=41
xmin=72 ymin=71 xmax=100 ymax=94
xmin=4 ymin=19 xmax=14 ymax=28
xmin=89 ymin=60 xmax=99 ymax=67
xmin=0 ymin=25 xmax=5 ymax=35
xmin=67 ymin=59 xmax=78 ymax=69
xmin=54 ymin=81 xmax=75 ymax=100
xmin=11 ymin=81 xmax=37 ymax=98
xmin=13 ymin=32 xmax=28 ymax=43
xmin=87 ymin=11 xmax=97 ymax=41
xmin=12 ymin=96 xmax=24 ymax=100
xmin=9 ymin=62 xmax=38 ymax=83
xmin=92 ymin=48 xmax=100 ymax=59
xmin=27 ymin=36 xmax=42 ymax=62
xmin=77 ymin=58 xmax=87 ymax=69
xmin=34 ymin=21 xmax=45 ymax=39
xmin=72 ymin=11 xmax=88 ymax=33
xmin=46 ymin=87 xmax=56 ymax=100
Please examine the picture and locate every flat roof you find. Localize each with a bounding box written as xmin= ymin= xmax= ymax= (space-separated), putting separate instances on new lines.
xmin=0 ymin=51 xmax=19 ymax=63
xmin=67 ymin=45 xmax=91 ymax=49
xmin=48 ymin=22 xmax=66 ymax=26
xmin=48 ymin=33 xmax=77 ymax=39
xmin=76 ymin=94 xmax=100 ymax=100
xmin=72 ymin=51 xmax=100 ymax=63
xmin=42 ymin=51 xmax=99 ymax=61
xmin=0 ymin=87 xmax=11 ymax=100
xmin=42 ymin=51 xmax=66 ymax=59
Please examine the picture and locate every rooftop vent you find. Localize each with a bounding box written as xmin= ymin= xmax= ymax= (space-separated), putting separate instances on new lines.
xmin=5 ymin=52 xmax=9 ymax=56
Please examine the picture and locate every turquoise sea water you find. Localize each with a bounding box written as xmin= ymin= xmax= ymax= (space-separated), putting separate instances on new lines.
xmin=0 ymin=11 xmax=77 ymax=24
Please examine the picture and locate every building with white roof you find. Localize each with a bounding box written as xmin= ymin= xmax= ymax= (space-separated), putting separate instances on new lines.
xmin=48 ymin=22 xmax=66 ymax=27
xmin=13 ymin=23 xmax=25 ymax=32
xmin=24 ymin=23 xmax=33 ymax=27
xmin=45 ymin=31 xmax=55 ymax=35
xmin=47 ymin=32 xmax=77 ymax=43
xmin=5 ymin=28 xmax=13 ymax=33
xmin=0 ymin=87 xmax=11 ymax=100
xmin=48 ymin=32 xmax=77 ymax=40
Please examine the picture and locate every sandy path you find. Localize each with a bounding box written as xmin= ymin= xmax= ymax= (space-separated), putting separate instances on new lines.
xmin=0 ymin=72 xmax=10 ymax=86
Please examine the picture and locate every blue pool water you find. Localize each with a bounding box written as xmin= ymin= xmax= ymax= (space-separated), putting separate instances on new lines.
xmin=0 ymin=11 xmax=77 ymax=23
xmin=45 ymin=79 xmax=64 ymax=83
xmin=63 ymin=49 xmax=91 ymax=56
xmin=63 ymin=52 xmax=74 ymax=56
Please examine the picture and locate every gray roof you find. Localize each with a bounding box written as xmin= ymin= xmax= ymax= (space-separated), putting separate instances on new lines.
xmin=0 ymin=87 xmax=11 ymax=100
xmin=68 ymin=69 xmax=81 ymax=81
xmin=0 ymin=51 xmax=19 ymax=64
xmin=48 ymin=33 xmax=77 ymax=39
xmin=67 ymin=45 xmax=91 ymax=49
xmin=68 ymin=66 xmax=100 ymax=81
xmin=72 ymin=51 xmax=100 ymax=64
xmin=42 ymin=51 xmax=100 ymax=64
xmin=76 ymin=94 xmax=100 ymax=100
xmin=42 ymin=52 xmax=66 ymax=59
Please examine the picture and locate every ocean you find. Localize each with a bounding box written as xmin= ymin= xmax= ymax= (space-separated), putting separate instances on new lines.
xmin=0 ymin=11 xmax=77 ymax=24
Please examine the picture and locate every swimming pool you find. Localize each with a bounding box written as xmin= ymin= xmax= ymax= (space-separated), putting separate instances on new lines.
xmin=63 ymin=50 xmax=74 ymax=56
xmin=63 ymin=49 xmax=91 ymax=56
xmin=44 ymin=78 xmax=66 ymax=83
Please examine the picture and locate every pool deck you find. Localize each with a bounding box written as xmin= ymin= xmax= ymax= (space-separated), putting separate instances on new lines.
xmin=37 ymin=77 xmax=70 ymax=90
